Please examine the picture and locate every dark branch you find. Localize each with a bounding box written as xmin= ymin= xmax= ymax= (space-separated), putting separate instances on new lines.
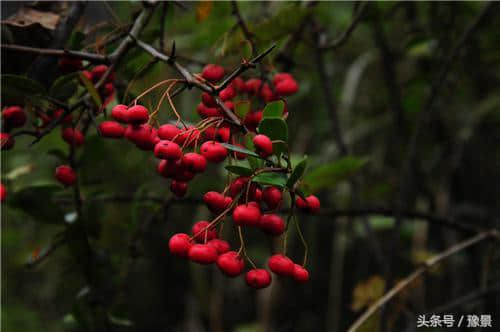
xmin=321 ymin=1 xmax=368 ymax=50
xmin=231 ymin=0 xmax=257 ymax=56
xmin=1 ymin=44 xmax=110 ymax=64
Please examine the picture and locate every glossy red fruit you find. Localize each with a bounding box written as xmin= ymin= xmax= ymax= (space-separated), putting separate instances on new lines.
xmin=219 ymin=86 xmax=235 ymax=101
xmin=157 ymin=159 xmax=182 ymax=179
xmin=157 ymin=124 xmax=181 ymax=141
xmin=207 ymin=239 xmax=230 ymax=255
xmin=200 ymin=141 xmax=228 ymax=163
xmin=181 ymin=153 xmax=207 ymax=173
xmin=253 ymin=134 xmax=273 ymax=157
xmin=203 ymin=191 xmax=232 ymax=214
xmin=245 ymin=269 xmax=272 ymax=289
xmin=259 ymin=214 xmax=285 ymax=236
xmin=99 ymin=121 xmax=125 ymax=138
xmin=263 ymin=186 xmax=282 ymax=209
xmin=62 ymin=128 xmax=84 ymax=147
xmin=224 ymin=101 xmax=234 ymax=111
xmin=233 ymin=203 xmax=261 ymax=226
xmin=296 ymin=195 xmax=321 ymax=214
xmin=0 ymin=133 xmax=14 ymax=150
xmin=228 ymin=176 xmax=250 ymax=197
xmin=170 ymin=180 xmax=188 ymax=197
xmin=202 ymin=64 xmax=225 ymax=82
xmin=268 ymin=254 xmax=295 ymax=276
xmin=154 ymin=140 xmax=182 ymax=160
xmin=244 ymin=111 xmax=263 ymax=132
xmin=91 ymin=65 xmax=115 ymax=83
xmin=2 ymin=106 xmax=26 ymax=128
xmin=244 ymin=78 xmax=263 ymax=95
xmin=188 ymin=244 xmax=218 ymax=264
xmin=273 ymin=73 xmax=294 ymax=86
xmin=177 ymin=126 xmax=200 ymax=147
xmin=0 ymin=183 xmax=7 ymax=202
xmin=127 ymin=105 xmax=149 ymax=125
xmin=175 ymin=168 xmax=195 ymax=182
xmin=55 ymin=165 xmax=77 ymax=186
xmin=231 ymin=77 xmax=245 ymax=92
xmin=292 ymin=264 xmax=310 ymax=283
xmin=217 ymin=251 xmax=245 ymax=277
xmin=125 ymin=124 xmax=156 ymax=150
xmin=192 ymin=221 xmax=217 ymax=242
xmin=259 ymin=83 xmax=277 ymax=102
xmin=53 ymin=109 xmax=73 ymax=124
xmin=168 ymin=233 xmax=192 ymax=258
xmin=203 ymin=126 xmax=230 ymax=142
xmin=58 ymin=57 xmax=83 ymax=72
xmin=111 ymin=104 xmax=129 ymax=123
xmin=197 ymin=103 xmax=221 ymax=118
xmin=275 ymin=78 xmax=299 ymax=96
xmin=201 ymin=92 xmax=217 ymax=107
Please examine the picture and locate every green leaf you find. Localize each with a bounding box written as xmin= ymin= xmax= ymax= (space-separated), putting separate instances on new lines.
xmin=1 ymin=74 xmax=46 ymax=104
xmin=225 ymin=165 xmax=253 ymax=176
xmin=245 ymin=135 xmax=262 ymax=170
xmin=234 ymin=101 xmax=251 ymax=118
xmin=9 ymin=185 xmax=64 ymax=224
xmin=303 ymin=156 xmax=368 ymax=193
xmin=286 ymin=157 xmax=308 ymax=189
xmin=253 ymin=172 xmax=288 ymax=188
xmin=262 ymin=100 xmax=285 ymax=118
xmin=257 ymin=118 xmax=288 ymax=142
xmin=221 ymin=143 xmax=260 ymax=158
xmin=50 ymin=73 xmax=79 ymax=100
xmin=79 ymin=72 xmax=102 ymax=107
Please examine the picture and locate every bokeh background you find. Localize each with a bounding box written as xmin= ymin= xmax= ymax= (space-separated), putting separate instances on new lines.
xmin=2 ymin=1 xmax=500 ymax=331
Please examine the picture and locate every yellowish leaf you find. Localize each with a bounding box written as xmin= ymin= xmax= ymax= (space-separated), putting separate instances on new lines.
xmin=351 ymin=275 xmax=386 ymax=312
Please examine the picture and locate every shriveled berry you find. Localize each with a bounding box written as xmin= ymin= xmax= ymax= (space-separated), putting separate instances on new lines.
xmin=62 ymin=127 xmax=85 ymax=147
xmin=170 ymin=180 xmax=188 ymax=197
xmin=127 ymin=105 xmax=149 ymax=125
xmin=192 ymin=221 xmax=217 ymax=242
xmin=154 ymin=140 xmax=182 ymax=160
xmin=233 ymin=203 xmax=261 ymax=226
xmin=253 ymin=134 xmax=273 ymax=157
xmin=111 ymin=104 xmax=129 ymax=123
xmin=268 ymin=254 xmax=294 ymax=276
xmin=55 ymin=165 xmax=77 ymax=186
xmin=259 ymin=214 xmax=285 ymax=236
xmin=202 ymin=64 xmax=225 ymax=82
xmin=200 ymin=141 xmax=228 ymax=163
xmin=207 ymin=239 xmax=230 ymax=255
xmin=263 ymin=186 xmax=282 ymax=209
xmin=292 ymin=264 xmax=309 ymax=283
xmin=217 ymin=251 xmax=245 ymax=277
xmin=99 ymin=121 xmax=125 ymax=138
xmin=245 ymin=269 xmax=272 ymax=289
xmin=188 ymin=244 xmax=218 ymax=264
xmin=168 ymin=233 xmax=192 ymax=258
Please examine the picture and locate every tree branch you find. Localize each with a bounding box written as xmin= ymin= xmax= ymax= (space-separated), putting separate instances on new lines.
xmin=231 ymin=0 xmax=257 ymax=56
xmin=320 ymin=1 xmax=367 ymax=50
xmin=347 ymin=230 xmax=499 ymax=332
xmin=1 ymin=44 xmax=110 ymax=63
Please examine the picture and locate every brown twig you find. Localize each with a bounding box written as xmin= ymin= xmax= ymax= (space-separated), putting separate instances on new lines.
xmin=1 ymin=44 xmax=110 ymax=63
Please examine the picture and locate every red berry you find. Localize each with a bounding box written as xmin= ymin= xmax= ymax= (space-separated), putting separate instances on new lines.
xmin=53 ymin=109 xmax=73 ymax=124
xmin=127 ymin=105 xmax=149 ymax=125
xmin=188 ymin=244 xmax=218 ymax=264
xmin=217 ymin=251 xmax=245 ymax=277
xmin=203 ymin=191 xmax=232 ymax=214
xmin=259 ymin=214 xmax=285 ymax=236
xmin=201 ymin=92 xmax=217 ymax=107
xmin=102 ymin=82 xmax=114 ymax=97
xmin=157 ymin=159 xmax=182 ymax=179
xmin=197 ymin=103 xmax=221 ymax=118
xmin=228 ymin=176 xmax=250 ymax=197
xmin=244 ymin=78 xmax=263 ymax=95
xmin=192 ymin=221 xmax=217 ymax=242
xmin=82 ymin=70 xmax=93 ymax=82
xmin=168 ymin=233 xmax=192 ymax=258
xmin=203 ymin=126 xmax=230 ymax=142
xmin=0 ymin=133 xmax=14 ymax=150
xmin=177 ymin=126 xmax=200 ymax=147
xmin=273 ymin=73 xmax=294 ymax=86
xmin=207 ymin=239 xmax=230 ymax=255
xmin=111 ymin=104 xmax=129 ymax=123
xmin=202 ymin=64 xmax=225 ymax=82
xmin=55 ymin=165 xmax=76 ymax=186
xmin=181 ymin=153 xmax=207 ymax=173
xmin=268 ymin=254 xmax=294 ymax=276
xmin=296 ymin=195 xmax=320 ymax=214
xmin=2 ymin=106 xmax=26 ymax=128
xmin=154 ymin=140 xmax=182 ymax=160
xmin=233 ymin=203 xmax=261 ymax=226
xmin=244 ymin=111 xmax=263 ymax=132
xmin=175 ymin=169 xmax=195 ymax=182
xmin=275 ymin=78 xmax=299 ymax=96
xmin=158 ymin=124 xmax=181 ymax=141
xmin=200 ymin=141 xmax=228 ymax=163
xmin=125 ymin=124 xmax=156 ymax=150
xmin=99 ymin=121 xmax=125 ymax=138
xmin=0 ymin=183 xmax=7 ymax=202
xmin=263 ymin=186 xmax=282 ymax=209
xmin=170 ymin=180 xmax=188 ymax=197
xmin=91 ymin=65 xmax=114 ymax=83
xmin=292 ymin=264 xmax=309 ymax=283
xmin=231 ymin=77 xmax=245 ymax=92
xmin=245 ymin=269 xmax=272 ymax=289
xmin=219 ymin=86 xmax=235 ymax=101
xmin=253 ymin=134 xmax=273 ymax=157
xmin=259 ymin=83 xmax=277 ymax=102
xmin=62 ymin=128 xmax=84 ymax=147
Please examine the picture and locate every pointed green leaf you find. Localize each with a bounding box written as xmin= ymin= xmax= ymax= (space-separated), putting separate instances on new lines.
xmin=263 ymin=100 xmax=285 ymax=118
xmin=253 ymin=172 xmax=287 ymax=187
xmin=225 ymin=165 xmax=253 ymax=176
xmin=286 ymin=157 xmax=308 ymax=189
xmin=221 ymin=143 xmax=260 ymax=158
xmin=257 ymin=118 xmax=288 ymax=142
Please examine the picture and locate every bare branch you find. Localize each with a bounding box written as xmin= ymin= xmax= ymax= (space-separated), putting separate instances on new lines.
xmin=231 ymin=0 xmax=256 ymax=56
xmin=1 ymin=44 xmax=110 ymax=64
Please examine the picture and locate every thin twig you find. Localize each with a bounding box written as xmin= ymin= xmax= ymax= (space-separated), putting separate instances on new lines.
xmin=347 ymin=230 xmax=499 ymax=332
xmin=231 ymin=0 xmax=256 ymax=56
xmin=1 ymin=44 xmax=110 ymax=63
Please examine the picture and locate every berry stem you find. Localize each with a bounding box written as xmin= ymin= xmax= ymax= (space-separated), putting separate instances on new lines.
xmin=294 ymin=215 xmax=308 ymax=267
